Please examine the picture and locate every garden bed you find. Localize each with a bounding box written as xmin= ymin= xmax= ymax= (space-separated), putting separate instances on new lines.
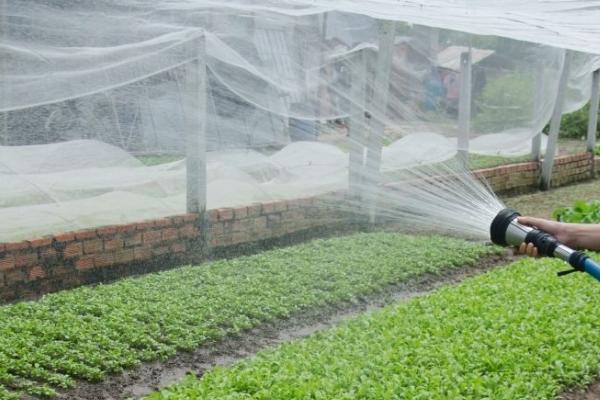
xmin=148 ymin=257 xmax=600 ymax=400
xmin=0 ymin=233 xmax=499 ymax=399
xmin=56 ymin=253 xmax=509 ymax=400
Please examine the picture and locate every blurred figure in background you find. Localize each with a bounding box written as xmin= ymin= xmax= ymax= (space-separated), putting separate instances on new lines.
xmin=423 ymin=66 xmax=445 ymax=111
xmin=443 ymin=70 xmax=460 ymax=116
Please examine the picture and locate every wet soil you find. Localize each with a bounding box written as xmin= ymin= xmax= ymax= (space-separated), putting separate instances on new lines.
xmin=561 ymin=381 xmax=600 ymax=400
xmin=50 ymin=252 xmax=513 ymax=400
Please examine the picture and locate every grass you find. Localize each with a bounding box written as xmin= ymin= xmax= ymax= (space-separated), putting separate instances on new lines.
xmin=136 ymin=154 xmax=183 ymax=166
xmin=0 ymin=233 xmax=498 ymax=398
xmin=466 ymin=138 xmax=586 ymax=170
xmin=132 ymin=139 xmax=586 ymax=171
xmin=148 ymin=256 xmax=600 ymax=400
xmin=468 ymin=153 xmax=530 ymax=169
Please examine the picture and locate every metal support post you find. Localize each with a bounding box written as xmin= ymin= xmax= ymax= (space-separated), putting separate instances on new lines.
xmin=429 ymin=28 xmax=440 ymax=59
xmin=531 ymin=64 xmax=545 ymax=161
xmin=457 ymin=50 xmax=472 ymax=166
xmin=1 ymin=0 xmax=8 ymax=145
xmin=348 ymin=50 xmax=367 ymax=201
xmin=586 ymin=69 xmax=600 ymax=152
xmin=541 ymin=50 xmax=572 ymax=190
xmin=365 ymin=20 xmax=395 ymax=224
xmin=587 ymin=69 xmax=600 ymax=177
xmin=185 ymin=35 xmax=208 ymax=215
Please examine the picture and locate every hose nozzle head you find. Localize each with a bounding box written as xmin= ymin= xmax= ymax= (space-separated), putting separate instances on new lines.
xmin=490 ymin=208 xmax=521 ymax=246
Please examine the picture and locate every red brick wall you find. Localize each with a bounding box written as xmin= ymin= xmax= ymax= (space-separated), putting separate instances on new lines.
xmin=0 ymin=214 xmax=201 ymax=301
xmin=0 ymin=153 xmax=594 ymax=301
xmin=0 ymin=195 xmax=345 ymax=301
xmin=551 ymin=153 xmax=595 ymax=186
xmin=207 ymin=195 xmax=345 ymax=248
xmin=476 ymin=152 xmax=593 ymax=192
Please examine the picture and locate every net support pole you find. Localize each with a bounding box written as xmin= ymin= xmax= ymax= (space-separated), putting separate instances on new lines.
xmin=531 ymin=63 xmax=545 ymax=161
xmin=365 ymin=20 xmax=395 ymax=224
xmin=541 ymin=50 xmax=572 ymax=190
xmin=348 ymin=50 xmax=367 ymax=202
xmin=457 ymin=50 xmax=472 ymax=166
xmin=185 ymin=34 xmax=208 ymax=215
xmin=428 ymin=28 xmax=440 ymax=59
xmin=311 ymin=13 xmax=326 ymax=137
xmin=0 ymin=0 xmax=8 ymax=145
xmin=586 ymin=69 xmax=600 ymax=153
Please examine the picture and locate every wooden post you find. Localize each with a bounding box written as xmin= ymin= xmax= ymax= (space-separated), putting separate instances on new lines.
xmin=531 ymin=64 xmax=545 ymax=161
xmin=457 ymin=50 xmax=472 ymax=166
xmin=365 ymin=20 xmax=395 ymax=224
xmin=541 ymin=50 xmax=572 ymax=190
xmin=185 ymin=34 xmax=208 ymax=215
xmin=348 ymin=50 xmax=367 ymax=201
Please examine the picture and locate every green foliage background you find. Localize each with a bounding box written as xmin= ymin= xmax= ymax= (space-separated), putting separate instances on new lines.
xmin=560 ymin=103 xmax=599 ymax=139
xmin=473 ymin=73 xmax=534 ymax=133
xmin=553 ymin=200 xmax=600 ymax=223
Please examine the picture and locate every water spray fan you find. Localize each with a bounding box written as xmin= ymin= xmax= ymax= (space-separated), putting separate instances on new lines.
xmin=490 ymin=209 xmax=600 ymax=282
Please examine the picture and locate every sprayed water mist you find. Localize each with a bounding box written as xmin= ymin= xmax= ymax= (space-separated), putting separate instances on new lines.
xmin=339 ymin=160 xmax=507 ymax=241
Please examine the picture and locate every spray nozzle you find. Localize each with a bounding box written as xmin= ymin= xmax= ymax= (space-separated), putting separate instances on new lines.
xmin=489 ymin=208 xmax=521 ymax=247
xmin=490 ymin=208 xmax=600 ymax=283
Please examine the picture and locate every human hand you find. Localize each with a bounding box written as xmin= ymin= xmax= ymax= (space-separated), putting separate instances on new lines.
xmin=517 ymin=241 xmax=538 ymax=257
xmin=515 ymin=216 xmax=573 ymax=256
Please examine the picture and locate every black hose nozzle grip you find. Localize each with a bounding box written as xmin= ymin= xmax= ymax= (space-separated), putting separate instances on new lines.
xmin=524 ymin=229 xmax=559 ymax=258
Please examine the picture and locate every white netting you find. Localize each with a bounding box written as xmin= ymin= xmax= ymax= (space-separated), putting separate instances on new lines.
xmin=1 ymin=0 xmax=599 ymax=241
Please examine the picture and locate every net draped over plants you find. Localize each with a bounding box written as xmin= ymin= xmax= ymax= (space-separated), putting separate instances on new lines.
xmin=1 ymin=0 xmax=600 ymax=241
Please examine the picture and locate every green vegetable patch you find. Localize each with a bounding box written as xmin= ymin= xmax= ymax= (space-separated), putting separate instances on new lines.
xmin=149 ymin=257 xmax=600 ymax=400
xmin=554 ymin=200 xmax=600 ymax=223
xmin=0 ymin=233 xmax=497 ymax=398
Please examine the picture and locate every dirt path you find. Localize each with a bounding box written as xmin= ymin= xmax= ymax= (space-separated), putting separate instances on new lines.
xmin=52 ymin=253 xmax=513 ymax=400
xmin=561 ymin=382 xmax=600 ymax=400
xmin=503 ymin=178 xmax=600 ymax=220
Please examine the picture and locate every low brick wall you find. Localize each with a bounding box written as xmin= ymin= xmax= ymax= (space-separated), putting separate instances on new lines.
xmin=0 ymin=215 xmax=202 ymax=301
xmin=207 ymin=196 xmax=346 ymax=248
xmin=477 ymin=152 xmax=593 ymax=193
xmin=551 ymin=153 xmax=595 ymax=187
xmin=0 ymin=195 xmax=346 ymax=301
xmin=0 ymin=152 xmax=594 ymax=302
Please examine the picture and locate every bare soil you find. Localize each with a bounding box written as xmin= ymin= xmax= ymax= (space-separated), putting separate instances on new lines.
xmin=503 ymin=178 xmax=600 ymax=219
xmin=51 ymin=253 xmax=513 ymax=400
xmin=561 ymin=382 xmax=600 ymax=400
